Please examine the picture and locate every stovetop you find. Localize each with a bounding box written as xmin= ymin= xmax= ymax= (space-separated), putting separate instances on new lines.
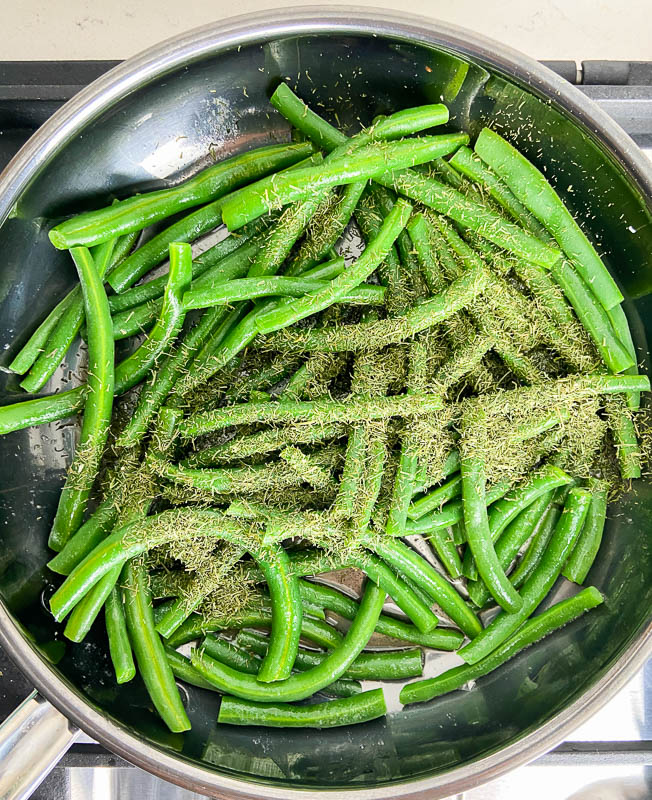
xmin=0 ymin=60 xmax=651 ymax=800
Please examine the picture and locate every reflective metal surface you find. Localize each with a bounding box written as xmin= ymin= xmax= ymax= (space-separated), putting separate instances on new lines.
xmin=0 ymin=9 xmax=650 ymax=799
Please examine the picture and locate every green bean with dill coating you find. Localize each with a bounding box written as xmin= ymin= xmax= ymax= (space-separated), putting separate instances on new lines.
xmin=218 ymin=688 xmax=386 ymax=728
xmin=48 ymin=247 xmax=114 ymax=552
xmin=190 ymin=580 xmax=385 ymax=702
xmin=401 ymin=586 xmax=604 ymax=705
xmin=468 ymin=490 xmax=554 ymax=608
xmin=473 ymin=128 xmax=622 ymax=309
xmin=549 ymin=259 xmax=633 ymax=373
xmin=460 ymin=487 xmax=592 ymax=664
xmin=606 ymin=302 xmax=640 ymax=408
xmin=563 ymin=479 xmax=608 ymax=584
xmin=105 ymin=582 xmax=136 ymax=684
xmin=605 ymin=395 xmax=642 ymax=479
xmin=258 ymin=263 xmax=488 ymax=352
xmin=50 ymin=141 xmax=314 ymax=251
xmin=122 ymin=558 xmax=191 ymax=732
xmin=290 ymin=181 xmax=367 ymax=274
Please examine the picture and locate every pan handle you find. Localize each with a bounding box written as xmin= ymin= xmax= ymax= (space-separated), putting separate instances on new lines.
xmin=0 ymin=690 xmax=81 ymax=800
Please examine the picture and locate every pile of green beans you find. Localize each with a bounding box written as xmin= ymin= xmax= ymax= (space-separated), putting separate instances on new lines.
xmin=0 ymin=80 xmax=646 ymax=733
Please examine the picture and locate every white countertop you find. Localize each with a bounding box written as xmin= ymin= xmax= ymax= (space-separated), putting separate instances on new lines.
xmin=1 ymin=0 xmax=651 ymax=61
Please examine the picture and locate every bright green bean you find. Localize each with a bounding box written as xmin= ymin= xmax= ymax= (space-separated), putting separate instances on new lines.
xmin=105 ymin=582 xmax=136 ymax=684
xmin=190 ymin=580 xmax=385 ymax=702
xmin=460 ymin=452 xmax=523 ymax=612
xmin=164 ymin=647 xmax=216 ymax=691
xmin=605 ymin=395 xmax=642 ymax=479
xmin=401 ymin=586 xmax=604 ymax=704
xmin=218 ymin=688 xmax=386 ymax=728
xmin=123 ymin=559 xmax=191 ymax=732
xmin=48 ymin=247 xmax=114 ymax=552
xmin=462 ymin=464 xmax=574 ymax=581
xmin=8 ymin=292 xmax=76 ymax=375
xmin=49 ymin=142 xmax=314 ymax=250
xmin=563 ymin=480 xmax=608 ymax=584
xmin=409 ymin=474 xmax=462 ymax=520
xmin=474 ymin=128 xmax=623 ymax=309
xmin=47 ymin=498 xmax=119 ymax=575
xmin=510 ymin=504 xmax=560 ymax=590
xmin=428 ymin=528 xmax=463 ymax=580
xmin=222 ymin=135 xmax=467 ymax=230
xmin=468 ymin=491 xmax=554 ymax=608
xmin=460 ymin=487 xmax=592 ymax=664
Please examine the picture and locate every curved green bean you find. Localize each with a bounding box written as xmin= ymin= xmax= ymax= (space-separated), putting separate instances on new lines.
xmin=460 ymin=453 xmax=523 ymax=613
xmin=48 ymin=498 xmax=119 ymax=575
xmin=105 ymin=583 xmax=136 ymax=684
xmin=409 ymin=474 xmax=462 ymax=520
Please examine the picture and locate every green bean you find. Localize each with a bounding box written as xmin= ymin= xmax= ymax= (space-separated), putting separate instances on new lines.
xmin=605 ymin=395 xmax=642 ymax=479
xmin=427 ymin=528 xmax=463 ymax=580
xmin=63 ymin=564 xmax=121 ymax=642
xmin=468 ymin=491 xmax=554 ymax=608
xmin=474 ymin=128 xmax=623 ymax=309
xmin=549 ymin=259 xmax=633 ymax=373
xmin=563 ymin=480 xmax=608 ymax=584
xmin=510 ymin=504 xmax=560 ymax=589
xmin=367 ymin=537 xmax=481 ymax=638
xmin=49 ymin=142 xmax=314 ymax=250
xmin=202 ymin=634 xmax=262 ymax=674
xmin=385 ymin=446 xmax=419 ymax=537
xmin=460 ymin=452 xmax=523 ymax=613
xmin=218 ymin=688 xmax=386 ymax=728
xmin=462 ymin=464 xmax=574 ymax=581
xmin=222 ymin=135 xmax=467 ymax=230
xmin=48 ymin=247 xmax=115 ymax=552
xmin=8 ymin=292 xmax=77 ymax=375
xmin=164 ymin=647 xmax=216 ymax=691
xmin=259 ymin=263 xmax=488 ymax=352
xmin=236 ymin=629 xmax=423 ymax=680
xmin=606 ymin=302 xmax=640 ymax=408
xmin=448 ymin=146 xmax=552 ymax=240
xmin=109 ymin=242 xmax=193 ymax=393
xmin=20 ymin=249 xmax=111 ymax=393
xmin=109 ymin=232 xmax=261 ymax=315
xmin=460 ymin=487 xmax=591 ymax=664
xmin=122 ymin=559 xmax=191 ymax=732
xmin=269 ymin=83 xmax=560 ymax=270
xmin=182 ymin=271 xmax=383 ymax=312
xmin=47 ymin=498 xmax=119 ymax=575
xmin=405 ymin=482 xmax=511 ymax=535
xmin=290 ymin=182 xmax=366 ymax=274
xmin=49 ymin=508 xmax=252 ymax=621
xmin=105 ymin=582 xmax=136 ymax=684
xmin=401 ymin=586 xmax=603 ymax=704
xmin=178 ymin=602 xmax=341 ymax=647
xmin=255 ymin=200 xmax=412 ymax=334
xmin=190 ymin=580 xmax=385 ymax=702
xmin=253 ymin=544 xmax=303 ymax=682
xmin=280 ymin=446 xmax=339 ymax=492
xmin=178 ymin=392 xmax=442 ymax=439
xmin=409 ymin=474 xmax=462 ymax=520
